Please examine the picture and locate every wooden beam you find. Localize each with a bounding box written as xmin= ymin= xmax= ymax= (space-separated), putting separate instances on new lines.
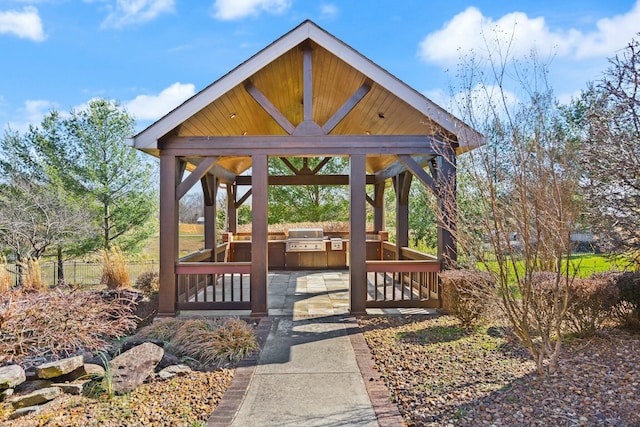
xmin=279 ymin=157 xmax=299 ymax=174
xmin=302 ymin=45 xmax=313 ymax=122
xmin=161 ymin=135 xmax=445 ymax=156
xmin=203 ymin=175 xmax=217 ymax=250
xmin=322 ymin=83 xmax=371 ymax=134
xmin=398 ymin=155 xmax=437 ymax=195
xmin=183 ymin=157 xmax=237 ymax=184
xmin=245 ymin=82 xmax=295 ymax=135
xmin=394 ymin=172 xmax=412 ymax=253
xmin=176 ymin=156 xmax=218 ymax=200
xmin=235 ymin=188 xmax=252 ymax=208
xmin=251 ymin=154 xmax=268 ymax=316
xmin=350 ymin=153 xmax=367 ymax=315
xmin=373 ymin=181 xmax=386 ymax=232
xmin=235 ymin=174 xmax=377 ymax=186
xmin=158 ymin=154 xmax=178 ymax=317
xmin=437 ymin=145 xmax=457 ymax=269
xmin=312 ymin=157 xmax=332 ymax=174
xmin=375 ymin=155 xmax=436 ymax=182
xmin=227 ymin=184 xmax=237 ymax=234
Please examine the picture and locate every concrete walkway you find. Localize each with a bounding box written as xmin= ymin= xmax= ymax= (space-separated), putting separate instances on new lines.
xmin=206 ymin=271 xmax=409 ymax=427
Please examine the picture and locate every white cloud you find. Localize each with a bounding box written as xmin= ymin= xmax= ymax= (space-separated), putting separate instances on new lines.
xmin=212 ymin=0 xmax=291 ymax=21
xmin=320 ymin=3 xmax=338 ymax=20
xmin=124 ymin=82 xmax=195 ymax=121
xmin=0 ymin=6 xmax=45 ymax=41
xmin=418 ymin=2 xmax=640 ymax=67
xmin=101 ymin=0 xmax=175 ymax=29
xmin=3 ymin=99 xmax=56 ymax=133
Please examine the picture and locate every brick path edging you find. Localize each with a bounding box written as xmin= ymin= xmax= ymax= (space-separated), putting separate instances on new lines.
xmin=347 ymin=316 xmax=407 ymax=427
xmin=206 ymin=317 xmax=273 ymax=427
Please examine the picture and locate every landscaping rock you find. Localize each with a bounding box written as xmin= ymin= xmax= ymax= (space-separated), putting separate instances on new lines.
xmin=158 ymin=364 xmax=192 ymax=380
xmin=57 ymin=382 xmax=85 ymax=395
xmin=15 ymin=380 xmax=52 ymax=394
xmin=0 ymin=365 xmax=25 ymax=390
xmin=5 ymin=386 xmax=62 ymax=409
xmin=156 ymin=352 xmax=180 ymax=371
xmin=8 ymin=405 xmax=41 ymax=420
xmin=53 ymin=363 xmax=105 ymax=382
xmin=35 ymin=356 xmax=84 ymax=379
xmin=0 ymin=389 xmax=13 ymax=401
xmin=120 ymin=338 xmax=165 ymax=353
xmin=110 ymin=342 xmax=164 ymax=394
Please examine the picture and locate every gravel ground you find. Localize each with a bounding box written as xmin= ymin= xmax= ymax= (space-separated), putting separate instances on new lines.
xmin=358 ymin=314 xmax=640 ymax=427
xmin=0 ymin=369 xmax=233 ymax=427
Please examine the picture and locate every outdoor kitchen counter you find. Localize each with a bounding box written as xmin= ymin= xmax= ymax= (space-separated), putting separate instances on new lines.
xmin=227 ymin=239 xmax=382 ymax=269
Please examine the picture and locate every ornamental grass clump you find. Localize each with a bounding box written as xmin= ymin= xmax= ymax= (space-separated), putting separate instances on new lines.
xmin=100 ymin=246 xmax=130 ymax=290
xmin=0 ymin=255 xmax=11 ymax=293
xmin=171 ymin=318 xmax=257 ymax=367
xmin=134 ymin=317 xmax=185 ymax=342
xmin=18 ymin=258 xmax=44 ymax=292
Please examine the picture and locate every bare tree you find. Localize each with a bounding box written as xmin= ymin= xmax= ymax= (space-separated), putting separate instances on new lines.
xmin=578 ymin=35 xmax=640 ymax=264
xmin=0 ymin=177 xmax=92 ymax=285
xmin=443 ymin=42 xmax=582 ymax=375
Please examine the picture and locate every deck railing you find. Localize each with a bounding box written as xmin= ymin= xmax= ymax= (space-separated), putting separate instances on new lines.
xmin=175 ymin=243 xmax=250 ymax=310
xmin=367 ymin=242 xmax=441 ymax=308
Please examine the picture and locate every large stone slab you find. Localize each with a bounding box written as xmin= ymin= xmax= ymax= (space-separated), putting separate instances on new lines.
xmin=0 ymin=365 xmax=25 ymax=390
xmin=5 ymin=386 xmax=62 ymax=409
xmin=35 ymin=356 xmax=84 ymax=379
xmin=110 ymin=342 xmax=164 ymax=394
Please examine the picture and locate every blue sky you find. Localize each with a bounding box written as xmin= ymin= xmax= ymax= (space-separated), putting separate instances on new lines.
xmin=1 ymin=0 xmax=638 ymax=134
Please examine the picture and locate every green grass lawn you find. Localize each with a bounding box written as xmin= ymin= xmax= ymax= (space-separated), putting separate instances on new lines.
xmin=478 ymin=253 xmax=622 ymax=283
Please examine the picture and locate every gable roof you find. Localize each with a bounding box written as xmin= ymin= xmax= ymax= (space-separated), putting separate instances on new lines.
xmin=129 ymin=20 xmax=484 ymax=174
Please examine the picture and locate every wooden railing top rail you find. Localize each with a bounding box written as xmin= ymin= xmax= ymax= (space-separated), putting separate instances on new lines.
xmin=366 ymin=259 xmax=441 ymax=273
xmin=179 ymin=249 xmax=213 ymax=263
xmin=400 ymin=247 xmax=438 ymax=261
xmin=175 ymin=262 xmax=252 ymax=275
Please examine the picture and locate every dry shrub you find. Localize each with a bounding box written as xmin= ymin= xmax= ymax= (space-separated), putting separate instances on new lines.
xmin=610 ymin=271 xmax=640 ymax=330
xmin=100 ymin=246 xmax=131 ymax=289
xmin=0 ymin=255 xmax=11 ymax=293
xmin=566 ymin=277 xmax=619 ymax=337
xmin=439 ymin=269 xmax=496 ymax=327
xmin=0 ymin=289 xmax=138 ymax=366
xmin=18 ymin=258 xmax=44 ymax=292
xmin=135 ymin=271 xmax=159 ymax=296
xmin=171 ymin=318 xmax=258 ymax=367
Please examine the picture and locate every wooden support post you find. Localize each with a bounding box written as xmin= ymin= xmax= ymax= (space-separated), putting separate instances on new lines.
xmin=437 ymin=144 xmax=457 ymax=269
xmin=350 ymin=154 xmax=367 ymax=315
xmin=227 ymin=183 xmax=237 ymax=234
xmin=250 ymin=154 xmax=268 ymax=316
xmin=393 ymin=172 xmax=412 ymax=259
xmin=202 ymin=174 xmax=217 ymax=252
xmin=158 ymin=153 xmax=178 ymax=317
xmin=373 ymin=182 xmax=386 ymax=232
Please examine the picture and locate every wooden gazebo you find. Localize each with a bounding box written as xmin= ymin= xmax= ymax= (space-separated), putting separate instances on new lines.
xmin=128 ymin=20 xmax=484 ymax=317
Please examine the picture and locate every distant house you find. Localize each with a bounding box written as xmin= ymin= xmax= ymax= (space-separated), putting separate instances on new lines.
xmin=196 ymin=217 xmax=205 ymax=224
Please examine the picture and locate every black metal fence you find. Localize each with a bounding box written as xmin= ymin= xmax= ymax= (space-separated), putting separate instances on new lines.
xmin=6 ymin=260 xmax=159 ymax=288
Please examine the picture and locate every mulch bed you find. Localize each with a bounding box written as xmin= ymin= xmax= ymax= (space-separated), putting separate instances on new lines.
xmin=358 ymin=314 xmax=640 ymax=427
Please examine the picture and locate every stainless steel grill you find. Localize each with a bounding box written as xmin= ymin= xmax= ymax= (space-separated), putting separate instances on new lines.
xmin=285 ymin=228 xmax=326 ymax=252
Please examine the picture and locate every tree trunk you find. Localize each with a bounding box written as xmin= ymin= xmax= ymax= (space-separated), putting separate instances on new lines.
xmin=57 ymin=246 xmax=65 ymax=286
